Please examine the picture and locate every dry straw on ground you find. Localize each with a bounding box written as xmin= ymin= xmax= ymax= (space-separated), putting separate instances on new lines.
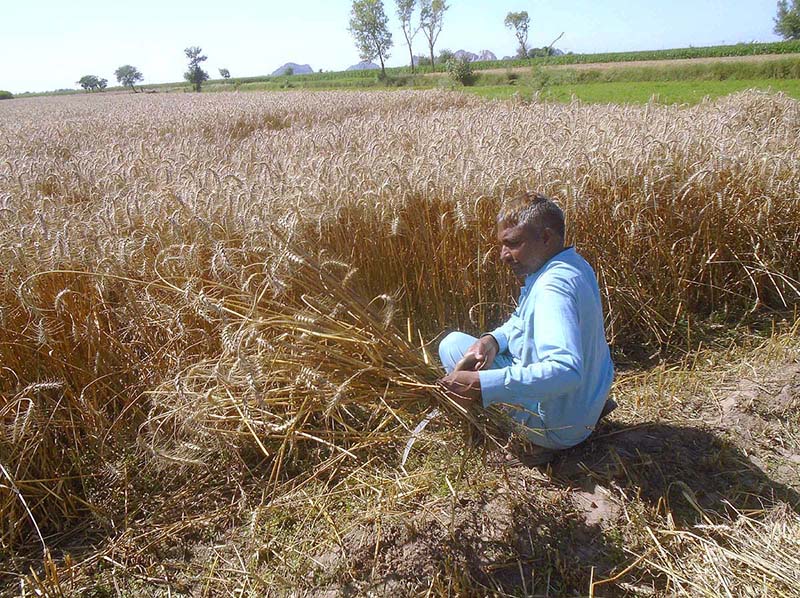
xmin=1 ymin=89 xmax=799 ymax=595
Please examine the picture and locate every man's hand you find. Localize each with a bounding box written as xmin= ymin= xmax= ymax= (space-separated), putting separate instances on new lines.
xmin=438 ymin=370 xmax=482 ymax=408
xmin=453 ymin=334 xmax=499 ymax=372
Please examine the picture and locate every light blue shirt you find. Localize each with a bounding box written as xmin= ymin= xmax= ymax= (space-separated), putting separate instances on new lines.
xmin=478 ymin=247 xmax=614 ymax=449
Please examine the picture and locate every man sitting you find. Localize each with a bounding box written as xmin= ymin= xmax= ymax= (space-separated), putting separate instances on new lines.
xmin=438 ymin=192 xmax=615 ymax=461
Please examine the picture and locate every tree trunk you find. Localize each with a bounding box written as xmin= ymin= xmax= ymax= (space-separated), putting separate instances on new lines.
xmin=546 ymin=32 xmax=565 ymax=56
xmin=379 ymin=53 xmax=386 ymax=79
xmin=429 ymin=43 xmax=435 ymax=72
xmin=403 ymin=29 xmax=415 ymax=74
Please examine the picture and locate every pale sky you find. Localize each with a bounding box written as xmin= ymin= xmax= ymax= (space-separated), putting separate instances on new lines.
xmin=0 ymin=0 xmax=784 ymax=94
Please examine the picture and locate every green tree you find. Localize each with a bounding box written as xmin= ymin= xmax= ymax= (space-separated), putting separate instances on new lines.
xmin=349 ymin=0 xmax=393 ymax=79
xmin=413 ymin=54 xmax=431 ymax=66
xmin=504 ymin=11 xmax=530 ymax=58
xmin=114 ymin=65 xmax=143 ymax=92
xmin=77 ymin=75 xmax=100 ymax=91
xmin=438 ymin=48 xmax=454 ymax=63
xmin=447 ymin=57 xmax=475 ymax=86
xmin=396 ymin=0 xmax=419 ymax=72
xmin=774 ymin=0 xmax=800 ymax=39
xmin=219 ymin=68 xmax=231 ymax=79
xmin=420 ymin=0 xmax=448 ymax=71
xmin=97 ymin=77 xmax=108 ymax=90
xmin=184 ymin=46 xmax=209 ymax=92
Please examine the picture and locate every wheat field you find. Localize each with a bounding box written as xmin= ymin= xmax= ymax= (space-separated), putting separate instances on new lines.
xmin=1 ymin=90 xmax=799 ymax=595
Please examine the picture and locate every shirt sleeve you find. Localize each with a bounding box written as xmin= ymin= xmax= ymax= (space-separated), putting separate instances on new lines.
xmin=479 ymin=277 xmax=583 ymax=406
xmin=486 ymin=320 xmax=514 ymax=354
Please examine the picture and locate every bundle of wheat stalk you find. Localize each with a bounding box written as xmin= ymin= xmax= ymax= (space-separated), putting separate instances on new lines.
xmin=140 ymin=236 xmax=503 ymax=488
xmin=0 ymin=234 xmax=500 ymax=556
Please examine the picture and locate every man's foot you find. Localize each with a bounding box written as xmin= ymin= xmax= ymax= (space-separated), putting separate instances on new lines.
xmin=599 ymin=398 xmax=617 ymax=422
xmin=515 ymin=444 xmax=557 ymax=467
xmin=486 ymin=400 xmax=617 ymax=468
xmin=487 ymin=435 xmax=558 ymax=468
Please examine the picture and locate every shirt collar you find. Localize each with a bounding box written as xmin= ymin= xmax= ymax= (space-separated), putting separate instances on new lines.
xmin=523 ymin=246 xmax=575 ymax=288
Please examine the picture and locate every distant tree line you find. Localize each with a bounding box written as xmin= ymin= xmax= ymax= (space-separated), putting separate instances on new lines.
xmin=74 ymin=47 xmax=229 ymax=95
xmin=65 ymin=1 xmax=795 ymax=96
xmin=76 ymin=65 xmax=143 ymax=93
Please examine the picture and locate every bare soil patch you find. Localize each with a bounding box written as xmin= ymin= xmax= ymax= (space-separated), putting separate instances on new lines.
xmin=4 ymin=352 xmax=797 ymax=596
xmin=300 ymin=356 xmax=800 ymax=596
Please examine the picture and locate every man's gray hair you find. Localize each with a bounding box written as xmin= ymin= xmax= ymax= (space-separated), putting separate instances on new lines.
xmin=497 ymin=191 xmax=565 ymax=239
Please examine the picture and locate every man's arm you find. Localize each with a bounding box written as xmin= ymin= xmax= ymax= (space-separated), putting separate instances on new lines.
xmin=451 ymin=315 xmax=516 ymax=373
xmin=438 ymin=369 xmax=481 ymax=407
xmin=438 ymin=302 xmax=524 ymax=403
xmin=451 ymin=333 xmax=500 ymax=372
xmin=478 ymin=280 xmax=584 ymax=407
xmin=486 ymin=319 xmax=515 ymax=354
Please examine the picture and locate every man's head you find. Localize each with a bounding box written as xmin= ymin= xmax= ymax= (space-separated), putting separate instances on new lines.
xmin=496 ymin=192 xmax=566 ymax=278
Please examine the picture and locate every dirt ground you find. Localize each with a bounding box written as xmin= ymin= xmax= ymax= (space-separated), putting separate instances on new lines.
xmin=4 ymin=349 xmax=797 ymax=596
xmin=303 ymin=360 xmax=800 ymax=596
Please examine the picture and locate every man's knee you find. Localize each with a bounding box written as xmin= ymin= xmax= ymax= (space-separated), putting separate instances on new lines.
xmin=438 ymin=331 xmax=474 ymax=372
xmin=438 ymin=331 xmax=461 ymax=364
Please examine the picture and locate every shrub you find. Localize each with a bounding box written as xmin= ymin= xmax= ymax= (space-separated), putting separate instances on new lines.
xmin=414 ymin=55 xmax=432 ymax=67
xmin=529 ymin=66 xmax=559 ymax=90
xmin=528 ymin=46 xmax=561 ymax=58
xmin=447 ymin=58 xmax=476 ymax=86
xmin=0 ymin=90 xmax=12 ymax=100
xmin=380 ymin=73 xmax=421 ymax=87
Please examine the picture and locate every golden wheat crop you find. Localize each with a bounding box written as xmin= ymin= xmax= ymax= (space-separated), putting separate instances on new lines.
xmin=1 ymin=90 xmax=799 ymax=592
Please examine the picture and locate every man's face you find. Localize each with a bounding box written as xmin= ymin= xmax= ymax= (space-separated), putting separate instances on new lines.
xmin=497 ymin=222 xmax=552 ymax=278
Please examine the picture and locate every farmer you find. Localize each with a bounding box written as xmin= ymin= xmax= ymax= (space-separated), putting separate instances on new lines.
xmin=438 ymin=192 xmax=614 ymax=462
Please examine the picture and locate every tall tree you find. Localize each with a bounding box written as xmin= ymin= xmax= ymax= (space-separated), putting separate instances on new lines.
xmin=419 ymin=0 xmax=448 ymax=71
xmin=775 ymin=0 xmax=800 ymax=39
xmin=349 ymin=0 xmax=393 ymax=79
xmin=396 ymin=0 xmax=419 ymax=72
xmin=504 ymin=11 xmax=530 ymax=58
xmin=219 ymin=68 xmax=231 ymax=79
xmin=184 ymin=46 xmax=209 ymax=92
xmin=114 ymin=65 xmax=143 ymax=92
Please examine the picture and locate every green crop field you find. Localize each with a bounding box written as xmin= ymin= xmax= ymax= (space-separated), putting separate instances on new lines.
xmin=155 ymin=52 xmax=800 ymax=105
xmin=16 ymin=39 xmax=800 ymax=99
xmin=470 ymin=39 xmax=800 ymax=70
xmin=469 ymin=79 xmax=800 ymax=104
xmin=179 ymin=57 xmax=800 ymax=105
